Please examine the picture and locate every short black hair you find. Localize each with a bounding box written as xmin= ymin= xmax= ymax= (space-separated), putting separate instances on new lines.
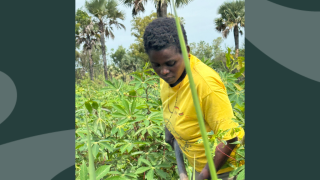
xmin=143 ymin=17 xmax=188 ymax=54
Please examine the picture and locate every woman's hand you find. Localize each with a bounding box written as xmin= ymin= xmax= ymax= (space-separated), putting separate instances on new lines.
xmin=197 ymin=169 xmax=210 ymax=180
xmin=198 ymin=137 xmax=239 ymax=180
xmin=174 ymin=139 xmax=189 ymax=180
xmin=180 ymin=173 xmax=189 ymax=180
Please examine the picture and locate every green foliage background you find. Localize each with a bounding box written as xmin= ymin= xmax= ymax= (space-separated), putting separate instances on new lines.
xmin=76 ymin=49 xmax=245 ymax=179
xmin=75 ymin=1 xmax=245 ymax=179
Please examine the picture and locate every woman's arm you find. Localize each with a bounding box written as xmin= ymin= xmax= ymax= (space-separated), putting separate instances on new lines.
xmin=165 ymin=127 xmax=174 ymax=148
xmin=198 ymin=137 xmax=238 ymax=180
xmin=165 ymin=127 xmax=188 ymax=180
xmin=174 ymin=139 xmax=189 ymax=180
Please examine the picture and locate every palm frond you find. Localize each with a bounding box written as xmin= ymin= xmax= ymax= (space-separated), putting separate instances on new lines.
xmin=85 ymin=0 xmax=108 ymax=18
xmin=214 ymin=18 xmax=226 ymax=32
xmin=132 ymin=0 xmax=145 ymax=16
xmin=174 ymin=0 xmax=194 ymax=8
xmin=119 ymin=0 xmax=135 ymax=8
xmin=239 ymin=29 xmax=243 ymax=36
xmin=222 ymin=28 xmax=230 ymax=38
xmin=217 ymin=0 xmax=245 ymax=26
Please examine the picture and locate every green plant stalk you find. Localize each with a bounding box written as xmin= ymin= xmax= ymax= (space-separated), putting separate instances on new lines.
xmin=170 ymin=1 xmax=218 ymax=179
xmin=85 ymin=118 xmax=96 ymax=180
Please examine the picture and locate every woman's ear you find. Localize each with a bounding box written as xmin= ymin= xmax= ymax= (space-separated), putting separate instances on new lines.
xmin=186 ymin=45 xmax=190 ymax=54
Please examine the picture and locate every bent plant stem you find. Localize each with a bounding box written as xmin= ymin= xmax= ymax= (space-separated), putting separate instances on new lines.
xmin=171 ymin=1 xmax=218 ymax=179
xmin=85 ymin=118 xmax=96 ymax=180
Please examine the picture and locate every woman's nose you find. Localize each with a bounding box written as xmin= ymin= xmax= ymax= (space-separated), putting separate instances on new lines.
xmin=160 ymin=67 xmax=169 ymax=75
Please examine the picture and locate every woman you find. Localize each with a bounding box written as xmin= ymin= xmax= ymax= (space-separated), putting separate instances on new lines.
xmin=143 ymin=17 xmax=244 ymax=180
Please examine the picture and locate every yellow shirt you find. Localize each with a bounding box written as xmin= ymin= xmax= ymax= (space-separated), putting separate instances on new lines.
xmin=160 ymin=54 xmax=244 ymax=174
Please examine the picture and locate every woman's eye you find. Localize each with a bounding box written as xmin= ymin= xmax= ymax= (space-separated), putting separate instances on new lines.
xmin=167 ymin=61 xmax=175 ymax=66
xmin=152 ymin=63 xmax=160 ymax=67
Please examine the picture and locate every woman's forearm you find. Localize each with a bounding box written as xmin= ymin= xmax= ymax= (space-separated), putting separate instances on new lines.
xmin=165 ymin=127 xmax=188 ymax=180
xmin=199 ymin=137 xmax=238 ymax=180
xmin=165 ymin=127 xmax=174 ymax=149
xmin=174 ymin=139 xmax=188 ymax=180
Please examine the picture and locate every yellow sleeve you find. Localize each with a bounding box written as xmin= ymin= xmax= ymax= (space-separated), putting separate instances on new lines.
xmin=202 ymin=85 xmax=240 ymax=141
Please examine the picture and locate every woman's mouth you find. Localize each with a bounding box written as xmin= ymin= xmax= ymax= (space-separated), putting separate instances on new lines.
xmin=163 ymin=76 xmax=174 ymax=82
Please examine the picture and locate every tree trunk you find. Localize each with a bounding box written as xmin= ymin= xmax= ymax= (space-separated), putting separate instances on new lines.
xmin=157 ymin=1 xmax=167 ymax=17
xmin=88 ymin=48 xmax=94 ymax=81
xmin=234 ymin=24 xmax=239 ymax=58
xmin=109 ymin=71 xmax=112 ymax=80
xmin=99 ymin=21 xmax=109 ymax=81
xmin=121 ymin=71 xmax=125 ymax=82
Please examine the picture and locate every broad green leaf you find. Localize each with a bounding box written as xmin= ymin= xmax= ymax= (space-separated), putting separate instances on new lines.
xmin=126 ymin=143 xmax=134 ymax=153
xmin=143 ymin=83 xmax=147 ymax=89
xmin=155 ymin=169 xmax=168 ymax=178
xmin=207 ymin=130 xmax=214 ymax=136
xmin=105 ymin=175 xmax=126 ymax=180
xmin=131 ymin=74 xmax=142 ymax=82
xmin=122 ymin=99 xmax=130 ymax=114
xmin=117 ymin=119 xmax=128 ymax=126
xmin=99 ymin=142 xmax=114 ymax=152
xmin=146 ymin=169 xmax=154 ymax=180
xmin=236 ymin=148 xmax=245 ymax=159
xmin=108 ymin=171 xmax=121 ymax=175
xmin=147 ymin=129 xmax=153 ymax=137
xmin=156 ymin=162 xmax=171 ymax=168
xmin=92 ymin=144 xmax=99 ymax=158
xmin=120 ymin=144 xmax=130 ymax=154
xmin=139 ymin=158 xmax=152 ymax=166
xmin=111 ymin=113 xmax=126 ymax=118
xmin=135 ymin=104 xmax=148 ymax=109
xmin=229 ymin=165 xmax=244 ymax=177
xmin=113 ymin=105 xmax=127 ymax=115
xmin=131 ymin=100 xmax=136 ymax=113
xmin=144 ymin=120 xmax=150 ymax=126
xmin=125 ymin=173 xmax=137 ymax=178
xmin=76 ymin=143 xmax=84 ymax=149
xmin=235 ymin=103 xmax=245 ymax=112
xmin=105 ymin=80 xmax=116 ymax=89
xmin=134 ymin=82 xmax=142 ymax=90
xmin=118 ymin=128 xmax=125 ymax=138
xmin=229 ymin=141 xmax=241 ymax=145
xmin=76 ymin=129 xmax=87 ymax=134
xmin=80 ymin=160 xmax=88 ymax=180
xmin=233 ymin=83 xmax=243 ymax=91
xmin=111 ymin=127 xmax=118 ymax=136
xmin=133 ymin=141 xmax=150 ymax=144
xmin=92 ymin=101 xmax=99 ymax=110
xmin=135 ymin=167 xmax=151 ymax=174
xmin=85 ymin=102 xmax=93 ymax=114
xmin=236 ymin=169 xmax=245 ymax=180
xmin=234 ymin=67 xmax=245 ymax=78
xmin=94 ymin=118 xmax=105 ymax=134
xmin=95 ymin=165 xmax=111 ymax=180
xmin=131 ymin=151 xmax=144 ymax=156
xmin=128 ymin=90 xmax=137 ymax=97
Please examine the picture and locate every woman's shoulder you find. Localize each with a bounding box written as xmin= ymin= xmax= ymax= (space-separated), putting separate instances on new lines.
xmin=191 ymin=55 xmax=226 ymax=94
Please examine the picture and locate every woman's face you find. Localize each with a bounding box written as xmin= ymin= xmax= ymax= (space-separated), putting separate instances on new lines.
xmin=148 ymin=46 xmax=187 ymax=85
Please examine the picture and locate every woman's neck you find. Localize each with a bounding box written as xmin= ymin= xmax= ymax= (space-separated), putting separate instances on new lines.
xmin=170 ymin=69 xmax=186 ymax=87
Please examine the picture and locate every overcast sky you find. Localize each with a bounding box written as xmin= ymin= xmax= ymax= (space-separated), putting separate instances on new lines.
xmin=76 ymin=0 xmax=245 ymax=52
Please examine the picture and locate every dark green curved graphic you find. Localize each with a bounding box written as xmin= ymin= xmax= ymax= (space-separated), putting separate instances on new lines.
xmin=246 ymin=39 xmax=320 ymax=179
xmin=51 ymin=165 xmax=75 ymax=180
xmin=268 ymin=0 xmax=320 ymax=11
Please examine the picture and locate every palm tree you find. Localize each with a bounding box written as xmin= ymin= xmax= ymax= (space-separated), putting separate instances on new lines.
xmin=85 ymin=0 xmax=126 ymax=81
xmin=76 ymin=21 xmax=100 ymax=81
xmin=120 ymin=0 xmax=193 ymax=18
xmin=214 ymin=0 xmax=245 ymax=57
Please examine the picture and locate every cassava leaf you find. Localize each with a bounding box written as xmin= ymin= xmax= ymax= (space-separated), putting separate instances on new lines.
xmin=135 ymin=167 xmax=151 ymax=174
